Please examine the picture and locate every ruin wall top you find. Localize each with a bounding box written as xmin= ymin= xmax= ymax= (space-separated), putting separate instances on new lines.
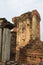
xmin=12 ymin=10 xmax=41 ymax=23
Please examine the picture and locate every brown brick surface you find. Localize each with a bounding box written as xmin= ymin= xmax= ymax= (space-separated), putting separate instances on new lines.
xmin=11 ymin=10 xmax=43 ymax=65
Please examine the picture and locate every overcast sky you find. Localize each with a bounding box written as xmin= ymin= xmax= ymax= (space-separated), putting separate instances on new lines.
xmin=0 ymin=0 xmax=43 ymax=41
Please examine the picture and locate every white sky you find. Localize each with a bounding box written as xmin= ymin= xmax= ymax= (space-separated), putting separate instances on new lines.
xmin=0 ymin=0 xmax=43 ymax=41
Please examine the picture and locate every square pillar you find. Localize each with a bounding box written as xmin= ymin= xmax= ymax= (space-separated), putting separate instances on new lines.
xmin=2 ymin=28 xmax=11 ymax=62
xmin=0 ymin=28 xmax=2 ymax=61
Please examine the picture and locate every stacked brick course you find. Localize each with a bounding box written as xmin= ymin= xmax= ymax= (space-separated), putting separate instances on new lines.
xmin=12 ymin=10 xmax=43 ymax=65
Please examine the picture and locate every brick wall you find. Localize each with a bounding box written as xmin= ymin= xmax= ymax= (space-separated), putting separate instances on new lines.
xmin=12 ymin=10 xmax=42 ymax=65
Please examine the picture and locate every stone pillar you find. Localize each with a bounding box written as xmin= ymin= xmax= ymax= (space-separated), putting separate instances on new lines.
xmin=2 ymin=28 xmax=11 ymax=62
xmin=0 ymin=28 xmax=2 ymax=61
xmin=0 ymin=20 xmax=3 ymax=61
